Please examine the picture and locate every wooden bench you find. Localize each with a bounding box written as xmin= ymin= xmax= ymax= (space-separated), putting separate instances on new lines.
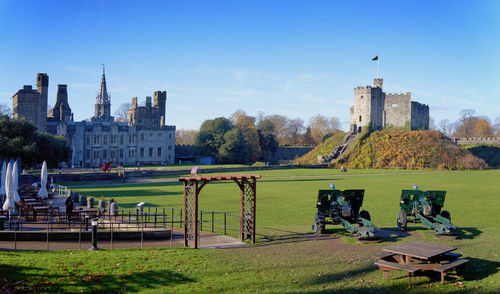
xmin=375 ymin=260 xmax=420 ymax=286
xmin=432 ymin=258 xmax=468 ymax=284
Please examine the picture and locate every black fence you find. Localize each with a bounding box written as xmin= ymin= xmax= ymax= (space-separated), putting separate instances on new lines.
xmin=0 ymin=206 xmax=241 ymax=251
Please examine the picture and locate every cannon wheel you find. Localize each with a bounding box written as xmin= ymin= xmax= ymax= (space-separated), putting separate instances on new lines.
xmin=313 ymin=211 xmax=325 ymax=234
xmin=397 ymin=210 xmax=407 ymax=231
xmin=359 ymin=210 xmax=371 ymax=221
xmin=440 ymin=210 xmax=451 ymax=221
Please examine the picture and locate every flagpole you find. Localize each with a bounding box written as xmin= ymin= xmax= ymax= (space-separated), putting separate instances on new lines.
xmin=377 ymin=53 xmax=380 ymax=78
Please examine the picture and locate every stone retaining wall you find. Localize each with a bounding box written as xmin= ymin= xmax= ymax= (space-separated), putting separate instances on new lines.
xmin=20 ymin=164 xmax=330 ymax=185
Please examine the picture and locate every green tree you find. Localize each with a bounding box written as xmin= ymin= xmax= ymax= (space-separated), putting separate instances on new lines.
xmin=0 ymin=115 xmax=71 ymax=168
xmin=219 ymin=128 xmax=248 ymax=163
xmin=231 ymin=110 xmax=262 ymax=162
xmin=194 ymin=117 xmax=249 ymax=163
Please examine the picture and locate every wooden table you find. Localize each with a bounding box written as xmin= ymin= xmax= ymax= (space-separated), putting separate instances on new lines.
xmin=32 ymin=206 xmax=49 ymax=221
xmin=375 ymin=241 xmax=468 ymax=286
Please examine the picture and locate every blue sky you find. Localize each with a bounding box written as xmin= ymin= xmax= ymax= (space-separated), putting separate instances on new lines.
xmin=0 ymin=0 xmax=499 ymax=130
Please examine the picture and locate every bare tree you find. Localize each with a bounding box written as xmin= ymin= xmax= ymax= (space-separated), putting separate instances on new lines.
xmin=0 ymin=104 xmax=12 ymax=117
xmin=309 ymin=114 xmax=342 ymax=144
xmin=453 ymin=109 xmax=478 ymax=137
xmin=438 ymin=119 xmax=455 ymax=137
xmin=114 ymin=103 xmax=132 ymax=122
xmin=493 ymin=116 xmax=500 ymax=137
xmin=176 ymin=129 xmax=198 ymax=145
xmin=287 ymin=118 xmax=305 ymax=145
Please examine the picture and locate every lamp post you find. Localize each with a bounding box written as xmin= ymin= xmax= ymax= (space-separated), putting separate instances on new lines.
xmin=90 ymin=218 xmax=99 ymax=250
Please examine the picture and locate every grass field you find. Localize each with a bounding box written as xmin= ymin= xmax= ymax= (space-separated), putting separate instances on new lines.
xmin=1 ymin=168 xmax=499 ymax=293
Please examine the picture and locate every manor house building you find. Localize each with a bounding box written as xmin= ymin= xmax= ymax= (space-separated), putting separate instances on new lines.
xmin=350 ymin=78 xmax=429 ymax=134
xmin=12 ymin=68 xmax=175 ymax=167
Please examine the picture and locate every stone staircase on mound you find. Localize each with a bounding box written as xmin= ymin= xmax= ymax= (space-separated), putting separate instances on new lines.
xmin=318 ymin=132 xmax=358 ymax=163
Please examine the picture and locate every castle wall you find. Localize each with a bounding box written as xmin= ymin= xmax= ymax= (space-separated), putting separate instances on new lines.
xmin=411 ymin=101 xmax=430 ymax=130
xmin=370 ymin=87 xmax=385 ymax=129
xmin=49 ymin=122 xmax=176 ymax=167
xmin=384 ymin=92 xmax=411 ymax=128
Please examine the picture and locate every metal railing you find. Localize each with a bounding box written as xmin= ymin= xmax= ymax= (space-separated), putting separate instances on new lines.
xmin=0 ymin=205 xmax=241 ymax=250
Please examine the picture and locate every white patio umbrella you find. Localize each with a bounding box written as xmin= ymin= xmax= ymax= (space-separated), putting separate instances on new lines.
xmin=0 ymin=161 xmax=6 ymax=197
xmin=12 ymin=160 xmax=20 ymax=202
xmin=37 ymin=161 xmax=48 ymax=199
xmin=2 ymin=162 xmax=14 ymax=212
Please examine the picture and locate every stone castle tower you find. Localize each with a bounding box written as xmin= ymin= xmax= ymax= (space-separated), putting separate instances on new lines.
xmin=48 ymin=84 xmax=73 ymax=122
xmin=128 ymin=91 xmax=167 ymax=126
xmin=91 ymin=66 xmax=114 ymax=122
xmin=12 ymin=73 xmax=48 ymax=132
xmin=350 ymin=78 xmax=429 ymax=133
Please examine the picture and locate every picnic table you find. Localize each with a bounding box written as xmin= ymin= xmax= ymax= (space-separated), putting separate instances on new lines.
xmin=375 ymin=241 xmax=468 ymax=286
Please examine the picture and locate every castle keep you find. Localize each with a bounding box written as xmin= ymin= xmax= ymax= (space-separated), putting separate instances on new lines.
xmin=13 ymin=68 xmax=175 ymax=167
xmin=350 ymin=78 xmax=429 ymax=133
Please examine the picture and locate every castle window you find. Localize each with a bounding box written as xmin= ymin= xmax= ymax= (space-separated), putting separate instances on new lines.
xmin=359 ymin=115 xmax=362 ymax=122
xmin=120 ymin=149 xmax=124 ymax=158
xmin=360 ymin=96 xmax=363 ymax=99
xmin=86 ymin=135 xmax=90 ymax=145
xmin=86 ymin=150 xmax=90 ymax=158
xmin=157 ymin=147 xmax=162 ymax=157
xmin=120 ymin=135 xmax=124 ymax=145
xmin=103 ymin=150 xmax=107 ymax=158
xmin=392 ymin=104 xmax=398 ymax=107
xmin=149 ymin=148 xmax=153 ymax=157
xmin=169 ymin=133 xmax=172 ymax=139
xmin=168 ymin=145 xmax=172 ymax=150
xmin=140 ymin=148 xmax=144 ymax=157
xmin=140 ymin=133 xmax=144 ymax=142
xmin=103 ymin=135 xmax=107 ymax=144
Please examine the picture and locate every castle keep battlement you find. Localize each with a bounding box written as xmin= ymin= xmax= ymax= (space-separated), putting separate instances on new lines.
xmin=350 ymin=78 xmax=429 ymax=133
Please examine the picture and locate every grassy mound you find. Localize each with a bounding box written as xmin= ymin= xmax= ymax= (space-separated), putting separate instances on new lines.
xmin=296 ymin=131 xmax=345 ymax=163
xmin=337 ymin=129 xmax=488 ymax=170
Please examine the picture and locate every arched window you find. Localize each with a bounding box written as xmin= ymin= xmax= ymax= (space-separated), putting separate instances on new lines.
xmin=359 ymin=115 xmax=362 ymax=122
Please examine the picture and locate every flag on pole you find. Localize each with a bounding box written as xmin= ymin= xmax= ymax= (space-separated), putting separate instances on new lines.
xmin=372 ymin=55 xmax=378 ymax=61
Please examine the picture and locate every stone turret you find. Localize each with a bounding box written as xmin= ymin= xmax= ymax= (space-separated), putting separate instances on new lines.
xmin=48 ymin=84 xmax=73 ymax=122
xmin=374 ymin=78 xmax=383 ymax=89
xmin=154 ymin=91 xmax=166 ymax=126
xmin=36 ymin=73 xmax=48 ymax=132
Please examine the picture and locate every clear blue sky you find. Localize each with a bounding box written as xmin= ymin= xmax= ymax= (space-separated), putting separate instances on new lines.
xmin=1 ymin=0 xmax=499 ymax=130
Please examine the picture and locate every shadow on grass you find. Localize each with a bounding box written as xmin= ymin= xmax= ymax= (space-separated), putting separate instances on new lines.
xmin=461 ymin=257 xmax=499 ymax=281
xmin=376 ymin=227 xmax=413 ymax=243
xmin=0 ymin=263 xmax=194 ymax=293
xmin=455 ymin=227 xmax=482 ymax=240
xmin=307 ymin=264 xmax=378 ymax=285
xmin=256 ymin=228 xmax=340 ymax=246
xmin=261 ymin=178 xmax=345 ymax=184
xmin=84 ymin=190 xmax=183 ymax=198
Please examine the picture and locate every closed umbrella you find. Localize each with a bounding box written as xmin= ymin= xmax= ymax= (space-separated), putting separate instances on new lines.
xmin=38 ymin=161 xmax=48 ymax=199
xmin=2 ymin=162 xmax=14 ymax=212
xmin=12 ymin=160 xmax=20 ymax=202
xmin=0 ymin=161 xmax=5 ymax=198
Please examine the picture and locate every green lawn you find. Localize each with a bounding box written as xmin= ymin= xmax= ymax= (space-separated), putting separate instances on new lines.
xmin=2 ymin=169 xmax=499 ymax=293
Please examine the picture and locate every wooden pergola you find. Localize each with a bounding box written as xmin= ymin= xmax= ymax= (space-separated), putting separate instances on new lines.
xmin=178 ymin=174 xmax=260 ymax=248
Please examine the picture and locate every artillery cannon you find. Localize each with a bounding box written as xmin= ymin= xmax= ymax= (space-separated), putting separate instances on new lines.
xmin=397 ymin=185 xmax=456 ymax=235
xmin=312 ymin=183 xmax=379 ymax=240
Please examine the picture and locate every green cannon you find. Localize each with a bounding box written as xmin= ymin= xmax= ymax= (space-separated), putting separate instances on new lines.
xmin=312 ymin=183 xmax=379 ymax=240
xmin=397 ymin=185 xmax=456 ymax=235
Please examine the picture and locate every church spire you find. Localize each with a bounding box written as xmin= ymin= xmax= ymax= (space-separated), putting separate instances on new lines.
xmin=91 ymin=64 xmax=114 ymax=122
xmin=97 ymin=64 xmax=110 ymax=104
